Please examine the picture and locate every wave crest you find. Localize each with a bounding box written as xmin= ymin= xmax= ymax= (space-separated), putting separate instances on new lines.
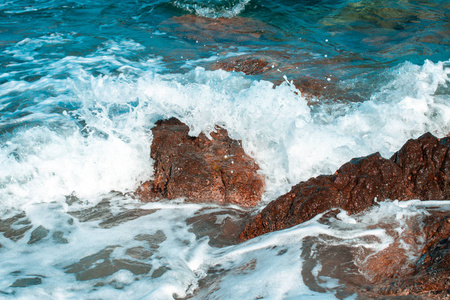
xmin=172 ymin=0 xmax=251 ymax=18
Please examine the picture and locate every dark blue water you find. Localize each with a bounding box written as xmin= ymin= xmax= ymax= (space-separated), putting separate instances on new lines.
xmin=0 ymin=0 xmax=449 ymax=299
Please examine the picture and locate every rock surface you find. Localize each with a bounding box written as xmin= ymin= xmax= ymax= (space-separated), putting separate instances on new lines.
xmin=240 ymin=132 xmax=450 ymax=240
xmin=159 ymin=15 xmax=281 ymax=43
xmin=299 ymin=209 xmax=450 ymax=299
xmin=361 ymin=211 xmax=450 ymax=298
xmin=211 ymin=55 xmax=273 ymax=75
xmin=209 ymin=53 xmax=365 ymax=102
xmin=136 ymin=118 xmax=264 ymax=206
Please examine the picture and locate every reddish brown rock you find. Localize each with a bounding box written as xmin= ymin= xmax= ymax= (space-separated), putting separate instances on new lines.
xmin=136 ymin=118 xmax=264 ymax=206
xmin=211 ymin=55 xmax=272 ymax=75
xmin=159 ymin=15 xmax=281 ymax=43
xmin=209 ymin=54 xmax=364 ymax=102
xmin=360 ymin=212 xmax=450 ymax=298
xmin=240 ymin=133 xmax=450 ymax=240
xmin=186 ymin=207 xmax=252 ymax=247
xmin=299 ymin=210 xmax=449 ymax=299
xmin=292 ymin=77 xmax=333 ymax=99
xmin=391 ymin=132 xmax=450 ymax=200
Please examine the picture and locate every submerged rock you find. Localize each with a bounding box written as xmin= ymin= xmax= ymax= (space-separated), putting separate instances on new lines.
xmin=64 ymin=246 xmax=152 ymax=281
xmin=186 ymin=207 xmax=252 ymax=247
xmin=240 ymin=132 xmax=450 ymax=241
xmin=209 ymin=52 xmax=365 ymax=102
xmin=10 ymin=277 xmax=43 ymax=288
xmin=361 ymin=211 xmax=450 ymax=298
xmin=211 ymin=55 xmax=273 ymax=75
xmin=136 ymin=118 xmax=264 ymax=206
xmin=28 ymin=225 xmax=49 ymax=244
xmin=298 ymin=209 xmax=450 ymax=299
xmin=159 ymin=15 xmax=281 ymax=43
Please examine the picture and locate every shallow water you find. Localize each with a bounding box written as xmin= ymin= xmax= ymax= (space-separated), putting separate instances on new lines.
xmin=0 ymin=0 xmax=449 ymax=298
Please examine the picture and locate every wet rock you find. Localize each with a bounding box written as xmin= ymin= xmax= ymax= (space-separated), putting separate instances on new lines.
xmin=209 ymin=53 xmax=365 ymax=102
xmin=3 ymin=224 xmax=32 ymax=242
xmin=0 ymin=212 xmax=26 ymax=232
xmin=301 ymin=235 xmax=368 ymax=296
xmin=391 ymin=132 xmax=450 ymax=200
xmin=420 ymin=212 xmax=450 ymax=256
xmin=292 ymin=77 xmax=333 ymax=100
xmin=125 ymin=246 xmax=152 ymax=260
xmin=322 ymin=1 xmax=421 ymax=31
xmin=136 ymin=118 xmax=264 ymax=206
xmin=159 ymin=15 xmax=281 ymax=43
xmin=240 ymin=133 xmax=450 ymax=240
xmin=359 ymin=215 xmax=429 ymax=284
xmin=186 ymin=207 xmax=251 ymax=247
xmin=134 ymin=230 xmax=167 ymax=247
xmin=361 ymin=212 xmax=450 ymax=298
xmin=291 ymin=76 xmax=364 ymax=102
xmin=64 ymin=246 xmax=152 ymax=281
xmin=28 ymin=225 xmax=49 ymax=244
xmin=239 ymin=154 xmax=409 ymax=240
xmin=68 ymin=195 xmax=157 ymax=229
xmin=52 ymin=231 xmax=69 ymax=244
xmin=211 ymin=55 xmax=272 ymax=75
xmin=10 ymin=277 xmax=43 ymax=288
xmin=0 ymin=212 xmax=32 ymax=242
xmin=298 ymin=209 xmax=449 ymax=299
xmin=151 ymin=266 xmax=169 ymax=279
xmin=99 ymin=208 xmax=158 ymax=229
xmin=68 ymin=199 xmax=113 ymax=223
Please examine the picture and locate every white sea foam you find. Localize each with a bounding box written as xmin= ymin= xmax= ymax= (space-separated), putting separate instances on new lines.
xmin=1 ymin=50 xmax=449 ymax=209
xmin=172 ymin=0 xmax=251 ymax=18
xmin=2 ymin=197 xmax=410 ymax=299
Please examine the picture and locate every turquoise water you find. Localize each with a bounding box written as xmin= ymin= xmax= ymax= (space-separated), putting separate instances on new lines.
xmin=0 ymin=0 xmax=449 ymax=299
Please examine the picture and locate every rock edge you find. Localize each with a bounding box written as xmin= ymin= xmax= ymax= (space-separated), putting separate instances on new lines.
xmin=136 ymin=118 xmax=265 ymax=207
xmin=240 ymin=132 xmax=450 ymax=241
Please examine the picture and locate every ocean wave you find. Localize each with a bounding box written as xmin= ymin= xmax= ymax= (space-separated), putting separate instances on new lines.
xmin=171 ymin=0 xmax=251 ymax=18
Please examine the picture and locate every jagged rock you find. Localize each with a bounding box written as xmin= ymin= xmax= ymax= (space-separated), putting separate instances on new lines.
xmin=136 ymin=118 xmax=264 ymax=206
xmin=240 ymin=133 xmax=450 ymax=240
xmin=391 ymin=133 xmax=450 ymax=200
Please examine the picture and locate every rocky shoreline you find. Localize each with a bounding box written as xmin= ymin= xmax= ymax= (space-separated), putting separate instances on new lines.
xmin=136 ymin=118 xmax=449 ymax=298
xmin=240 ymin=132 xmax=449 ymax=240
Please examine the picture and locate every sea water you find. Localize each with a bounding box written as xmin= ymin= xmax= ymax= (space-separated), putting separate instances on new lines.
xmin=0 ymin=0 xmax=449 ymax=299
